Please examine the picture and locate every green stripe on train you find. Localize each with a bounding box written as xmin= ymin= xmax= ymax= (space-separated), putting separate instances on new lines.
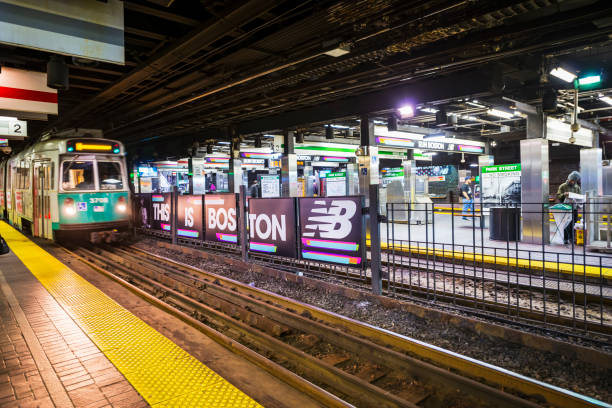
xmin=58 ymin=192 xmax=129 ymax=224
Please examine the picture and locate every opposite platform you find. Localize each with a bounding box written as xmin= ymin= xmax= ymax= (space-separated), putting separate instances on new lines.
xmin=0 ymin=221 xmax=262 ymax=407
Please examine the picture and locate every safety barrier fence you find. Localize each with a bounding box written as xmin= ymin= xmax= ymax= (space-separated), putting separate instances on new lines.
xmin=384 ymin=201 xmax=612 ymax=334
xmin=133 ymin=191 xmax=612 ymax=335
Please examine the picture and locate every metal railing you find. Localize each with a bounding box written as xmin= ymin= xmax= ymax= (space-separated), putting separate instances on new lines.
xmin=383 ymin=201 xmax=612 ymax=334
xmin=132 ymin=193 xmax=611 ymax=335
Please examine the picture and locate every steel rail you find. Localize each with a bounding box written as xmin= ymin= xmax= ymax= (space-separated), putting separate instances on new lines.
xmin=58 ymin=245 xmax=352 ymax=408
xmin=116 ymin=244 xmax=611 ymax=408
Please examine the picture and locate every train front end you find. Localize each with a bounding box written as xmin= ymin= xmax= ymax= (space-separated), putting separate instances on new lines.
xmin=57 ymin=139 xmax=130 ymax=242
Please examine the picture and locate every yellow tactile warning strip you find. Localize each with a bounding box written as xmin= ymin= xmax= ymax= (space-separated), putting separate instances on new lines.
xmin=0 ymin=222 xmax=262 ymax=408
xmin=365 ymin=237 xmax=612 ymax=279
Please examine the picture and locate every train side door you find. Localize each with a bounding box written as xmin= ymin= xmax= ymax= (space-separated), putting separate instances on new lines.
xmin=32 ymin=161 xmax=52 ymax=238
xmin=33 ymin=162 xmax=42 ymax=236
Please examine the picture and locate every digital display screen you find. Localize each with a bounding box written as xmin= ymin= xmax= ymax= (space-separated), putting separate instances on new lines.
xmin=66 ymin=140 xmax=121 ymax=154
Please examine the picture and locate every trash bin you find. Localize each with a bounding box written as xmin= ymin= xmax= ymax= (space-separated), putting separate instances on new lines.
xmin=489 ymin=207 xmax=520 ymax=241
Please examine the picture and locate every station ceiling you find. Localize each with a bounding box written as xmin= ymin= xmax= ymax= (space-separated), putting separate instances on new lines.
xmin=3 ymin=0 xmax=612 ymax=159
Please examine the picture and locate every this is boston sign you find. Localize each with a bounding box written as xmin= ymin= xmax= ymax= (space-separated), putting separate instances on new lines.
xmin=177 ymin=195 xmax=203 ymax=239
xmin=299 ymin=197 xmax=363 ymax=265
xmin=248 ymin=198 xmax=296 ymax=257
xmin=205 ymin=194 xmax=237 ymax=243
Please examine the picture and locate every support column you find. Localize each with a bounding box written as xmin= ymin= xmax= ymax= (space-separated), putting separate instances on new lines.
xmin=281 ymin=130 xmax=298 ymax=197
xmin=359 ymin=116 xmax=382 ymax=295
xmin=521 ymin=112 xmax=549 ymax=244
xmin=303 ymin=165 xmax=313 ymax=196
xmin=238 ymin=185 xmax=248 ymax=262
xmin=228 ymin=139 xmax=243 ymax=194
xmin=580 ymin=148 xmax=603 ymax=244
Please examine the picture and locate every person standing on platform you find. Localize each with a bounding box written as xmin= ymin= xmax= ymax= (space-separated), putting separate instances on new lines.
xmin=556 ymin=171 xmax=581 ymax=244
xmin=461 ymin=176 xmax=474 ymax=220
xmin=249 ymin=179 xmax=260 ymax=198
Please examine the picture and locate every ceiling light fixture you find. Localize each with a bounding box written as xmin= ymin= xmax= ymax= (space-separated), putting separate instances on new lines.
xmin=599 ymin=95 xmax=612 ymax=106
xmin=487 ymin=108 xmax=514 ymax=119
xmin=550 ymin=67 xmax=577 ymax=83
xmin=324 ymin=43 xmax=350 ymax=57
xmin=466 ymin=100 xmax=486 ymax=108
xmin=419 ymin=106 xmax=438 ymax=114
xmin=397 ymin=105 xmax=414 ymax=118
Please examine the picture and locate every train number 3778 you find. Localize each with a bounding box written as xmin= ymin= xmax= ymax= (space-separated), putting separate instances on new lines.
xmin=89 ymin=197 xmax=109 ymax=204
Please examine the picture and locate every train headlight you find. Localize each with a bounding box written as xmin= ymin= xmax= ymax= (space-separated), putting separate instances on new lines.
xmin=63 ymin=198 xmax=76 ymax=216
xmin=116 ymin=196 xmax=127 ymax=213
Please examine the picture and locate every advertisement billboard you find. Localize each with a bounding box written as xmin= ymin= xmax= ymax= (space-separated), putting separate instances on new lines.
xmin=151 ymin=193 xmax=171 ymax=232
xmin=204 ymin=194 xmax=237 ymax=243
xmin=248 ymin=198 xmax=296 ymax=257
xmin=299 ymin=196 xmax=363 ymax=265
xmin=481 ymin=164 xmax=521 ymax=208
xmin=177 ymin=195 xmax=203 ymax=239
xmin=135 ymin=194 xmax=152 ymax=229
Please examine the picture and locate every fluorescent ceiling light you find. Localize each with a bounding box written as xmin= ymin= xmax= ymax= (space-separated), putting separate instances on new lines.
xmin=550 ymin=67 xmax=577 ymax=83
xmin=324 ymin=44 xmax=350 ymax=57
xmin=469 ymin=163 xmax=478 ymax=167
xmin=487 ymin=108 xmax=514 ymax=119
xmin=599 ymin=95 xmax=612 ymax=106
xmin=466 ymin=100 xmax=486 ymax=108
xmin=217 ymin=141 xmax=230 ymax=145
xmin=419 ymin=107 xmax=438 ymax=114
xmin=330 ymin=124 xmax=351 ymax=129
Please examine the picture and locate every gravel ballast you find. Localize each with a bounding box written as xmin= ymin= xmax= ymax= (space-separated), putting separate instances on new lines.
xmin=134 ymin=238 xmax=612 ymax=403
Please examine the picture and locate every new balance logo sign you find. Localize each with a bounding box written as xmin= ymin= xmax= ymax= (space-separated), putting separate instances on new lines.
xmin=303 ymin=199 xmax=356 ymax=239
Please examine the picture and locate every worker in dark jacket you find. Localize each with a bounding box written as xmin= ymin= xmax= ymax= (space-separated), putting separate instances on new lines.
xmin=556 ymin=171 xmax=581 ymax=244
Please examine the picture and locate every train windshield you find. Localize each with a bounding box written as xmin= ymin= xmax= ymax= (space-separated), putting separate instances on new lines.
xmin=62 ymin=161 xmax=95 ymax=190
xmin=98 ymin=162 xmax=124 ymax=190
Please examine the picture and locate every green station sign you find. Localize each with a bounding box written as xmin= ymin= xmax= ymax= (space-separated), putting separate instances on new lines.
xmin=481 ymin=164 xmax=521 ymax=173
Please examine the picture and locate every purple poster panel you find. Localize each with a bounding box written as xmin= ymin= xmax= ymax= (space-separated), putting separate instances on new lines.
xmin=151 ymin=193 xmax=171 ymax=232
xmin=177 ymin=195 xmax=203 ymax=239
xmin=299 ymin=196 xmax=363 ymax=265
xmin=204 ymin=194 xmax=237 ymax=243
xmin=248 ymin=198 xmax=296 ymax=257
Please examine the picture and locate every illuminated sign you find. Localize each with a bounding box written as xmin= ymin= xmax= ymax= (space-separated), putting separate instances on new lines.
xmin=151 ymin=193 xmax=171 ymax=232
xmin=299 ymin=197 xmax=364 ymax=265
xmin=204 ymin=194 xmax=237 ymax=244
xmin=177 ymin=195 xmax=203 ymax=239
xmin=0 ymin=1 xmax=125 ymax=65
xmin=0 ymin=116 xmax=27 ymax=138
xmin=248 ymin=198 xmax=296 ymax=257
xmin=67 ymin=140 xmax=121 ymax=153
xmin=377 ymin=136 xmax=484 ymax=154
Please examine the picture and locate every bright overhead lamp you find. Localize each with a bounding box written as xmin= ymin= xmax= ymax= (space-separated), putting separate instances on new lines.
xmin=397 ymin=105 xmax=414 ymax=118
xmin=577 ymin=74 xmax=601 ymax=86
xmin=419 ymin=106 xmax=438 ymax=114
xmin=550 ymin=67 xmax=577 ymax=83
xmin=324 ymin=44 xmax=350 ymax=57
xmin=600 ymin=95 xmax=612 ymax=106
xmin=466 ymin=100 xmax=486 ymax=108
xmin=469 ymin=163 xmax=478 ymax=167
xmin=487 ymin=108 xmax=514 ymax=119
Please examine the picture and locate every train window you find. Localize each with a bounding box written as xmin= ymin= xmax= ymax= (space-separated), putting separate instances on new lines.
xmin=62 ymin=161 xmax=94 ymax=190
xmin=98 ymin=162 xmax=123 ymax=190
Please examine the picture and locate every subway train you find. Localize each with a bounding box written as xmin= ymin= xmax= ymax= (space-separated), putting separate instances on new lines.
xmin=0 ymin=131 xmax=130 ymax=242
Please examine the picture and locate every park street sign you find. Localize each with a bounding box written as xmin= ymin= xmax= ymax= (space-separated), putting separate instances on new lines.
xmin=0 ymin=116 xmax=27 ymax=139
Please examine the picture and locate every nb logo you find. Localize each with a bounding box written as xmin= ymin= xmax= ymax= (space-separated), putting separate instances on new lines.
xmin=303 ymin=200 xmax=356 ymax=239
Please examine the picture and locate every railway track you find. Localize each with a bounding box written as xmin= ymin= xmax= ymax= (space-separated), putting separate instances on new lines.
xmin=61 ymin=243 xmax=609 ymax=408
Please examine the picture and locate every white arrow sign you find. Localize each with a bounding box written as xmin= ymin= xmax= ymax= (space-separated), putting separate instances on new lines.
xmin=0 ymin=116 xmax=27 ymax=139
